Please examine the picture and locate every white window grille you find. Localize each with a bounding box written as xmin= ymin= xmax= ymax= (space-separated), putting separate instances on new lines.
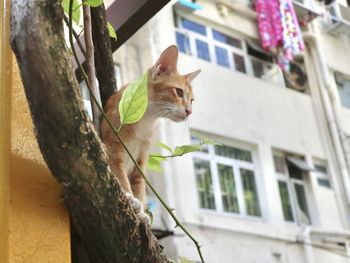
xmin=192 ymin=134 xmax=262 ymax=218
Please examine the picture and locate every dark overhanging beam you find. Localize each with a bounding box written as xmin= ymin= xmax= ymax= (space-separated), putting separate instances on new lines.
xmin=106 ymin=0 xmax=171 ymax=51
xmin=75 ymin=0 xmax=171 ymax=82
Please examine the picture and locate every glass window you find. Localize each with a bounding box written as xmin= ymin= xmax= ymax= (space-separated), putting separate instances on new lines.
xmin=176 ymin=32 xmax=191 ymax=55
xmin=274 ymin=152 xmax=312 ymax=225
xmin=251 ymin=59 xmax=264 ymax=78
xmin=212 ymin=29 xmax=242 ymax=49
xmin=233 ymin=54 xmax=246 ymax=73
xmin=215 ymin=46 xmax=230 ymax=68
xmin=315 ymin=164 xmax=327 ymax=174
xmin=218 ymin=164 xmax=239 ymax=213
xmin=314 ymin=162 xmax=331 ymax=189
xmin=192 ymin=133 xmax=261 ymax=217
xmin=241 ymin=169 xmax=261 ymax=216
xmin=288 ymin=164 xmax=303 ymax=180
xmin=317 ymin=178 xmax=331 ymax=188
xmin=278 ymin=181 xmax=294 ymax=222
xmin=335 ymin=72 xmax=350 ymax=110
xmin=194 ymin=159 xmax=216 ymax=210
xmin=294 ymin=183 xmax=311 ymax=224
xmin=274 ymin=155 xmax=286 ymax=174
xmin=215 ymin=144 xmax=252 ymax=162
xmin=181 ymin=18 xmax=206 ymax=35
xmin=195 ymin=39 xmax=210 ymax=61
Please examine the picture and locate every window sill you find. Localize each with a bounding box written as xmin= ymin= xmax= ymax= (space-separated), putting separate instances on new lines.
xmin=182 ymin=209 xmax=307 ymax=242
xmin=198 ymin=208 xmax=264 ymax=222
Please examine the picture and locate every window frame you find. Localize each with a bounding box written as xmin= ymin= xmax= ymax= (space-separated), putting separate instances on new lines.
xmin=175 ymin=15 xmax=252 ymax=73
xmin=273 ymin=151 xmax=312 ymax=225
xmin=192 ymin=136 xmax=262 ymax=219
xmin=313 ymin=158 xmax=332 ymax=189
xmin=174 ymin=13 xmax=285 ymax=85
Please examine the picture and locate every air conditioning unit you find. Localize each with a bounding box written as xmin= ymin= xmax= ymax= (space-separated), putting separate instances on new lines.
xmin=292 ymin=0 xmax=322 ymax=26
xmin=323 ymin=2 xmax=350 ymax=36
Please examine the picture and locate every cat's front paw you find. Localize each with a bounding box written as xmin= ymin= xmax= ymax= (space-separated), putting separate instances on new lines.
xmin=125 ymin=192 xmax=142 ymax=214
xmin=125 ymin=193 xmax=151 ymax=224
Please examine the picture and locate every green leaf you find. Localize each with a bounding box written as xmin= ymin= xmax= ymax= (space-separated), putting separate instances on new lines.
xmin=83 ymin=0 xmax=103 ymax=7
xmin=155 ymin=142 xmax=173 ymax=154
xmin=173 ymin=144 xmax=202 ymax=156
xmin=107 ymin=22 xmax=117 ymax=39
xmin=63 ymin=0 xmax=81 ymax=24
xmin=147 ymin=155 xmax=166 ymax=173
xmin=118 ymin=71 xmax=148 ymax=129
xmin=192 ymin=132 xmax=221 ymax=146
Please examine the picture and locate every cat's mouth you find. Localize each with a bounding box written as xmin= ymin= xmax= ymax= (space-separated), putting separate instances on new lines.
xmin=169 ymin=112 xmax=188 ymax=122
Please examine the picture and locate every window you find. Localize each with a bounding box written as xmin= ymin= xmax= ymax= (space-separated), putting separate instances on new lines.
xmin=192 ymin=134 xmax=261 ymax=217
xmin=314 ymin=159 xmax=331 ymax=189
xmin=335 ymin=72 xmax=350 ymax=110
xmin=175 ymin=15 xmax=284 ymax=85
xmin=274 ymin=152 xmax=312 ymax=225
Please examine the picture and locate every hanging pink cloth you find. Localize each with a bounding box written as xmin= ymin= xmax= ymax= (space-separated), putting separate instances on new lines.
xmin=255 ymin=0 xmax=305 ymax=70
xmin=255 ymin=0 xmax=283 ymax=51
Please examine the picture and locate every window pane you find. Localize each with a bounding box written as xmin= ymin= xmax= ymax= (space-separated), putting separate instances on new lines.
xmin=181 ymin=18 xmax=206 ymax=35
xmin=317 ymin=178 xmax=331 ymax=188
xmin=336 ymin=73 xmax=350 ymax=109
xmin=176 ymin=32 xmax=191 ymax=55
xmin=195 ymin=39 xmax=210 ymax=61
xmin=240 ymin=169 xmax=261 ymax=216
xmin=273 ymin=155 xmax=286 ymax=174
xmin=252 ymin=59 xmax=264 ymax=78
xmin=278 ymin=181 xmax=294 ymax=222
xmin=233 ymin=54 xmax=246 ymax=73
xmin=217 ymin=164 xmax=239 ymax=213
xmin=194 ymin=159 xmax=216 ymax=210
xmin=215 ymin=46 xmax=230 ymax=68
xmin=212 ymin=29 xmax=242 ymax=49
xmin=288 ymin=164 xmax=303 ymax=180
xmin=315 ymin=164 xmax=327 ymax=174
xmin=294 ymin=184 xmax=311 ymax=224
xmin=215 ymin=144 xmax=252 ymax=162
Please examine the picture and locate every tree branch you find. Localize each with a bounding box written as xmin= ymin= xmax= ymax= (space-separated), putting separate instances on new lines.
xmin=10 ymin=0 xmax=169 ymax=262
xmin=91 ymin=3 xmax=117 ymax=107
xmin=83 ymin=3 xmax=101 ymax=133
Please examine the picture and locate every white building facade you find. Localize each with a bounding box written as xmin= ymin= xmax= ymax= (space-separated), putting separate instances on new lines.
xmin=105 ymin=0 xmax=350 ymax=262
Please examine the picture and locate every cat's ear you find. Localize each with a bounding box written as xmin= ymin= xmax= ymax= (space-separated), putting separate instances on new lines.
xmin=184 ymin=69 xmax=201 ymax=82
xmin=155 ymin=45 xmax=179 ymax=76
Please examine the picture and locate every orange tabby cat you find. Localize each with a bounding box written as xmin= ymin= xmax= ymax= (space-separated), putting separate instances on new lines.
xmin=101 ymin=45 xmax=200 ymax=222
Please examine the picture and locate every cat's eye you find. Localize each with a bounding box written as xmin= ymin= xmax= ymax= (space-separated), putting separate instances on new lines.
xmin=175 ymin=88 xmax=184 ymax=98
xmin=191 ymin=99 xmax=194 ymax=104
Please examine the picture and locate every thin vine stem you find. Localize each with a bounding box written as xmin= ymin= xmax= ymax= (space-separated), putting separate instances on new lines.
xmin=68 ymin=2 xmax=205 ymax=262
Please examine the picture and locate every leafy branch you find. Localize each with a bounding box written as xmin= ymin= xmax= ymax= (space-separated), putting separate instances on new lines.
xmin=148 ymin=139 xmax=220 ymax=173
xmin=67 ymin=0 xmax=205 ymax=262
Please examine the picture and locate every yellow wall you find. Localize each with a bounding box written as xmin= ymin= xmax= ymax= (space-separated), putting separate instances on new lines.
xmin=1 ymin=1 xmax=71 ymax=262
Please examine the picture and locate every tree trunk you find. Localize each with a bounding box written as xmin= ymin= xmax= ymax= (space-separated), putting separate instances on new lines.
xmin=10 ymin=1 xmax=169 ymax=262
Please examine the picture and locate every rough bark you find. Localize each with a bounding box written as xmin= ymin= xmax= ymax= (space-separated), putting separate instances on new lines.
xmin=10 ymin=1 xmax=169 ymax=262
xmin=91 ymin=4 xmax=117 ymax=107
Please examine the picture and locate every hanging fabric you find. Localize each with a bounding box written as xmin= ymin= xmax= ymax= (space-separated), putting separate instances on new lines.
xmin=255 ymin=0 xmax=305 ymax=70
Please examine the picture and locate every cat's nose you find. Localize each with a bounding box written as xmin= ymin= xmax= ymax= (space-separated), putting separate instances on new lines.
xmin=185 ymin=109 xmax=192 ymax=116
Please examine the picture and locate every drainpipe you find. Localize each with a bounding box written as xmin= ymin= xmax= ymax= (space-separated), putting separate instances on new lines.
xmin=302 ymin=227 xmax=315 ymax=263
xmin=303 ymin=33 xmax=350 ymax=203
